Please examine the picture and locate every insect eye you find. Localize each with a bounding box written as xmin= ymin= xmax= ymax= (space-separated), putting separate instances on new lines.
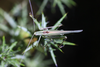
xmin=34 ymin=32 xmax=38 ymax=35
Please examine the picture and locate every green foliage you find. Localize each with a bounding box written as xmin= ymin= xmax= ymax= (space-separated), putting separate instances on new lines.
xmin=0 ymin=0 xmax=80 ymax=67
xmin=37 ymin=0 xmax=76 ymax=15
xmin=0 ymin=1 xmax=53 ymax=67
xmin=37 ymin=0 xmax=48 ymax=15
xmin=24 ymin=52 xmax=53 ymax=67
xmin=0 ymin=36 xmax=24 ymax=67
xmin=0 ymin=0 xmax=29 ymax=38
xmin=51 ymin=13 xmax=67 ymax=30
xmin=49 ymin=46 xmax=57 ymax=67
xmin=0 ymin=36 xmax=52 ymax=67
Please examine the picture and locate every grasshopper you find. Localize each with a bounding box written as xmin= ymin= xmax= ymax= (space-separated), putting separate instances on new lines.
xmin=22 ymin=0 xmax=83 ymax=67
xmin=34 ymin=30 xmax=83 ymax=36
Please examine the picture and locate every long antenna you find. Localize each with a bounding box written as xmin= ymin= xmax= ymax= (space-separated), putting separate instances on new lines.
xmin=20 ymin=0 xmax=35 ymax=64
xmin=28 ymin=0 xmax=35 ymax=31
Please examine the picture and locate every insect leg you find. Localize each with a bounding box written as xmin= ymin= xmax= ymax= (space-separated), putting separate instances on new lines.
xmin=59 ymin=36 xmax=67 ymax=48
xmin=20 ymin=33 xmax=35 ymax=64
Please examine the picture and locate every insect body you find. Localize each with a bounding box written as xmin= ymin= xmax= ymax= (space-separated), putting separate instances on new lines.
xmin=34 ymin=30 xmax=83 ymax=36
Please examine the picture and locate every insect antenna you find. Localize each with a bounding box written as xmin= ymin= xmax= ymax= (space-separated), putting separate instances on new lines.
xmin=21 ymin=0 xmax=35 ymax=54
xmin=20 ymin=0 xmax=36 ymax=64
xmin=28 ymin=0 xmax=35 ymax=31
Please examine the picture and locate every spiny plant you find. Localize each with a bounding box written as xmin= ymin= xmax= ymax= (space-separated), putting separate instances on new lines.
xmin=0 ymin=36 xmax=24 ymax=67
xmin=0 ymin=36 xmax=52 ymax=67
xmin=36 ymin=0 xmax=76 ymax=15
xmin=0 ymin=0 xmax=54 ymax=67
xmin=24 ymin=52 xmax=53 ymax=67
xmin=22 ymin=13 xmax=82 ymax=67
xmin=21 ymin=0 xmax=83 ymax=67
xmin=0 ymin=0 xmax=82 ymax=67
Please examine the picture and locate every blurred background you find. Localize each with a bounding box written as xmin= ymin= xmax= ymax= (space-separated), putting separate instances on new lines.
xmin=0 ymin=0 xmax=99 ymax=67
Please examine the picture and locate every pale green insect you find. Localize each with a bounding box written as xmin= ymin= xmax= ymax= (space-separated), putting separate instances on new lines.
xmin=34 ymin=30 xmax=83 ymax=36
